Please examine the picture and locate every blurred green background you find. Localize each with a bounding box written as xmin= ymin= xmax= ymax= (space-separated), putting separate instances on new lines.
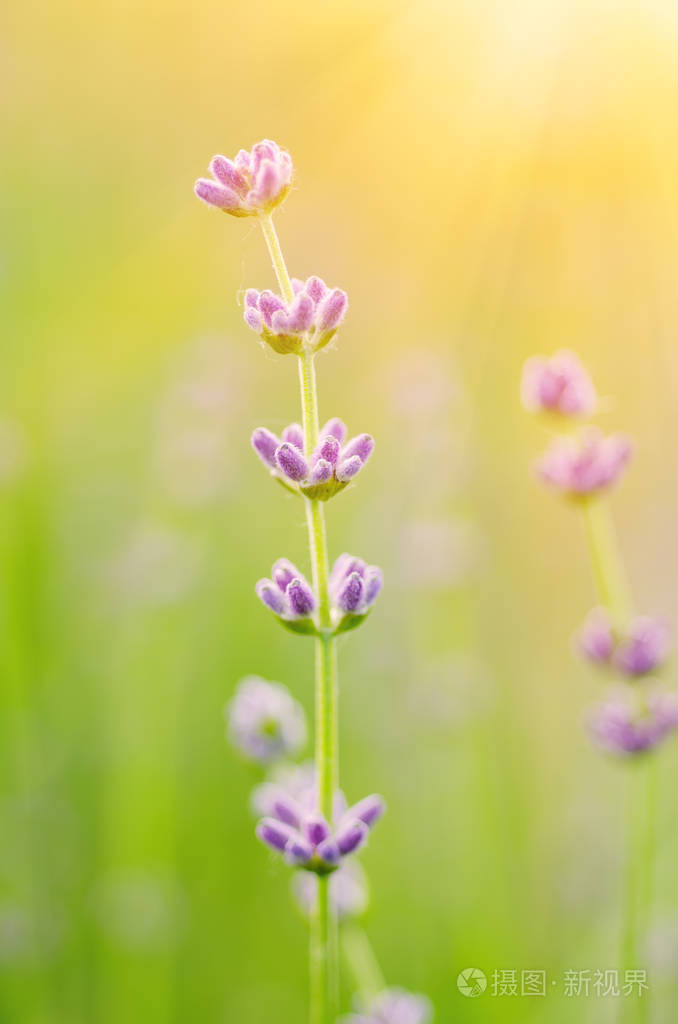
xmin=4 ymin=0 xmax=678 ymax=1020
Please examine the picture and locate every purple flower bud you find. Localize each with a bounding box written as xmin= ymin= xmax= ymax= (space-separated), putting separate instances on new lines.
xmin=256 ymin=818 xmax=298 ymax=854
xmin=272 ymin=559 xmax=301 ymax=592
xmin=276 ymin=442 xmax=309 ymax=482
xmin=320 ymin=418 xmax=348 ymax=444
xmin=251 ymin=427 xmax=281 ymax=470
xmin=308 ymin=459 xmax=334 ymax=485
xmin=337 ymin=572 xmax=364 ymax=613
xmin=256 ymin=579 xmax=286 ymax=615
xmin=285 ymin=294 xmax=315 ymax=333
xmin=363 ymin=567 xmax=383 ymax=607
xmin=226 ymin=676 xmax=306 ymax=764
xmin=209 ymin=155 xmax=248 ymax=195
xmin=315 ymin=839 xmax=341 ymax=866
xmin=315 ymin=435 xmax=340 ymax=467
xmin=614 ymin=617 xmax=670 ymax=677
xmin=287 ymin=577 xmax=316 ymax=617
xmin=336 ymin=455 xmax=363 ymax=483
xmin=194 ymin=179 xmax=240 ymax=211
xmin=536 ymin=428 xmax=633 ymax=496
xmin=521 ymin=350 xmax=597 ymax=417
xmin=285 ymin=835 xmax=315 ymax=866
xmin=578 ymin=607 xmax=615 ymax=665
xmin=345 ymin=794 xmax=385 ymax=829
xmin=195 ymin=140 xmax=292 ymax=216
xmin=271 ymin=793 xmax=305 ymax=829
xmin=302 ymin=814 xmax=332 ymax=847
xmin=317 ymin=288 xmax=348 ymax=331
xmin=305 ymin=276 xmax=328 ymax=303
xmin=258 ymin=290 xmax=286 ymax=327
xmin=243 ymin=307 xmax=262 ymax=331
xmin=341 ymin=433 xmax=374 ymax=465
xmin=334 ymin=819 xmax=368 ymax=856
xmin=282 ymin=423 xmax=305 ymax=451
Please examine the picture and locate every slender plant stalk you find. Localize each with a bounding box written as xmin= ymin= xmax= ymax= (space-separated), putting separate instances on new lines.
xmin=341 ymin=923 xmax=386 ymax=1004
xmin=580 ymin=496 xmax=653 ymax=1022
xmin=260 ymin=212 xmax=339 ymax=1024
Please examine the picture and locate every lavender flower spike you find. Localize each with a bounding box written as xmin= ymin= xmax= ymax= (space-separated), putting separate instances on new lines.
xmin=256 ymin=558 xmax=318 ymax=635
xmin=243 ymin=277 xmax=348 ymax=356
xmin=536 ymin=427 xmax=632 ymax=498
xmin=256 ymin=792 xmax=385 ymax=875
xmin=226 ymin=676 xmax=306 ymax=764
xmin=342 ymin=988 xmax=433 ymax=1024
xmin=251 ymin=418 xmax=374 ymax=501
xmin=194 ymin=140 xmax=292 ymax=217
xmin=589 ymin=688 xmax=678 ymax=755
xmin=577 ymin=607 xmax=670 ymax=677
xmin=521 ymin=350 xmax=596 ymax=417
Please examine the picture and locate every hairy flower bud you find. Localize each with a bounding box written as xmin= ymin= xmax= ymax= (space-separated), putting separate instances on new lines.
xmin=243 ymin=278 xmax=348 ymax=355
xmin=195 ymin=140 xmax=293 ymax=217
xmin=521 ymin=350 xmax=596 ymax=417
xmin=536 ymin=428 xmax=632 ymax=497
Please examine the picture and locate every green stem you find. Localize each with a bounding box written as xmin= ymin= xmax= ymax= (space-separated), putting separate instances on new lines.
xmin=341 ymin=923 xmax=386 ymax=1005
xmin=259 ymin=212 xmax=339 ymax=1024
xmin=580 ymin=496 xmax=653 ymax=1023
xmin=580 ymin=497 xmax=633 ymax=625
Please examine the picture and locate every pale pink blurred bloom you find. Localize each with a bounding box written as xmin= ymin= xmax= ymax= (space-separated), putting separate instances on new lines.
xmin=521 ymin=350 xmax=596 ymax=416
xmin=194 ymin=140 xmax=292 ymax=217
xmin=536 ymin=427 xmax=632 ymax=496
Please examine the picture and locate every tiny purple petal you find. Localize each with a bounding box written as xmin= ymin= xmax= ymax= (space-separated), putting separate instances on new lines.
xmin=320 ymin=418 xmax=348 ymax=444
xmin=282 ymin=423 xmax=305 ymax=451
xmin=334 ymin=819 xmax=368 ymax=856
xmin=305 ymin=276 xmax=328 ymax=304
xmin=209 ymin=155 xmax=248 ymax=194
xmin=317 ymin=289 xmax=348 ymax=331
xmin=276 ymin=442 xmax=309 ymax=482
xmin=578 ymin=607 xmax=614 ymax=664
xmin=256 ymin=818 xmax=297 ymax=854
xmin=251 ymin=427 xmax=281 ymax=470
xmin=194 ymin=179 xmax=240 ymax=210
xmin=287 ymin=578 xmax=316 ymax=617
xmin=345 ymin=794 xmax=385 ymax=829
xmin=301 ymin=814 xmax=332 ymax=847
xmin=315 ymin=839 xmax=341 ymax=865
xmin=258 ymin=290 xmax=286 ymax=327
xmin=614 ymin=617 xmax=671 ymax=677
xmin=363 ymin=567 xmax=383 ymax=607
xmin=314 ymin=435 xmax=340 ymax=467
xmin=337 ymin=572 xmax=364 ymax=613
xmin=272 ymin=559 xmax=301 ymax=593
xmin=341 ymin=434 xmax=374 ymax=464
xmin=245 ymin=288 xmax=260 ymax=308
xmin=256 ymin=579 xmax=286 ymax=615
xmin=271 ymin=793 xmax=306 ymax=829
xmin=244 ymin=308 xmax=262 ymax=331
xmin=336 ymin=455 xmax=363 ymax=482
xmin=308 ymin=459 xmax=334 ymax=485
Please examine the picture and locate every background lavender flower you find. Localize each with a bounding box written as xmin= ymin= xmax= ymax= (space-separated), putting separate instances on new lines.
xmin=536 ymin=427 xmax=632 ymax=497
xmin=194 ymin=140 xmax=292 ymax=216
xmin=342 ymin=988 xmax=433 ymax=1024
xmin=227 ymin=676 xmax=307 ymax=764
xmin=243 ymin=276 xmax=348 ymax=355
xmin=577 ymin=608 xmax=670 ymax=677
xmin=589 ymin=689 xmax=678 ymax=755
xmin=251 ymin=417 xmax=374 ymax=500
xmin=521 ymin=350 xmax=596 ymax=417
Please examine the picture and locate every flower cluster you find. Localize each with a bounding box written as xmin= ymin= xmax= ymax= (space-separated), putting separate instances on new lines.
xmin=342 ymin=989 xmax=433 ymax=1024
xmin=227 ymin=676 xmax=306 ymax=764
xmin=521 ymin=350 xmax=596 ymax=417
xmin=194 ymin=140 xmax=292 ymax=217
xmin=578 ymin=608 xmax=670 ymax=677
xmin=252 ymin=418 xmax=374 ymax=500
xmin=244 ymin=276 xmax=348 ymax=355
xmin=590 ymin=690 xmax=678 ymax=755
xmin=256 ymin=555 xmax=383 ymax=635
xmin=536 ymin=427 xmax=632 ymax=497
xmin=256 ymin=782 xmax=385 ymax=875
